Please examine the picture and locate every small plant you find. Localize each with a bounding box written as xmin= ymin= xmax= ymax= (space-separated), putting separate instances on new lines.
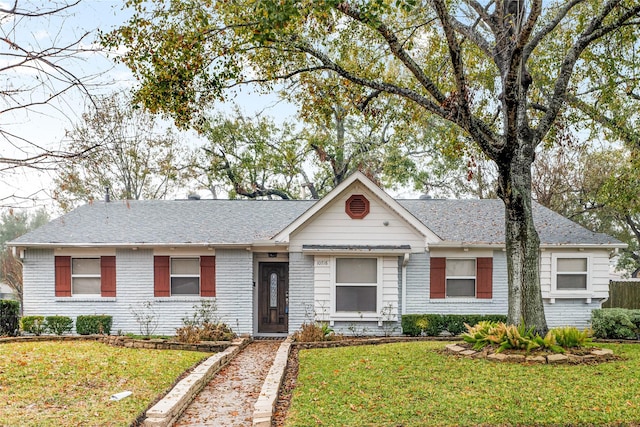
xmin=76 ymin=315 xmax=112 ymax=335
xmin=129 ymin=300 xmax=159 ymax=337
xmin=198 ymin=322 xmax=236 ymax=341
xmin=182 ymin=300 xmax=221 ymax=327
xmin=379 ymin=303 xmax=398 ymax=337
xmin=293 ymin=322 xmax=337 ymax=342
xmin=45 ymin=316 xmax=73 ymax=335
xmin=347 ymin=314 xmax=369 ymax=337
xmin=175 ymin=325 xmax=201 ymax=344
xmin=176 ymin=300 xmax=236 ymax=343
xmin=416 ymin=318 xmax=429 ymax=336
xmin=21 ymin=316 xmax=47 ymax=335
xmin=549 ymin=326 xmax=592 ymax=348
xmin=0 ymin=300 xmax=20 ymax=337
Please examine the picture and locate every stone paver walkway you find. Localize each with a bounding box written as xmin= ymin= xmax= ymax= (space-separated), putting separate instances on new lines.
xmin=174 ymin=340 xmax=282 ymax=427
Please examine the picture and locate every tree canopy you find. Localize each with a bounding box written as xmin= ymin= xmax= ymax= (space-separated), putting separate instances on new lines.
xmin=105 ymin=0 xmax=640 ymax=332
xmin=53 ymin=92 xmax=194 ymax=211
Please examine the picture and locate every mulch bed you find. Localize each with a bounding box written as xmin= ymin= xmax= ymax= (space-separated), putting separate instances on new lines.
xmin=272 ymin=346 xmax=299 ymax=427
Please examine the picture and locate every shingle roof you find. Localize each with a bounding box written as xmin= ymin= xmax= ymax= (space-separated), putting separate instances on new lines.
xmin=11 ymin=197 xmax=622 ymax=247
xmin=11 ymin=199 xmax=315 ymax=246
xmin=398 ymin=199 xmax=621 ymax=245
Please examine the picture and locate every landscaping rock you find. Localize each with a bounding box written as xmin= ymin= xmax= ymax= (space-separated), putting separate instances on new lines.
xmin=525 ymin=355 xmax=546 ymax=364
xmin=445 ymin=344 xmax=466 ymax=353
xmin=591 ymin=348 xmax=614 ymax=358
xmin=547 ymin=353 xmax=569 ymax=364
xmin=505 ymin=354 xmax=525 ymax=362
xmin=487 ymin=353 xmax=507 ymax=361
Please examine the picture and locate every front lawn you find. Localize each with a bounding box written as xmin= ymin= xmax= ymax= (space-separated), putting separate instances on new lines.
xmin=286 ymin=341 xmax=640 ymax=426
xmin=0 ymin=340 xmax=208 ymax=426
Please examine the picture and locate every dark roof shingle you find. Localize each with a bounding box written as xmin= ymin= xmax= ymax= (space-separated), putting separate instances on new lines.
xmin=11 ymin=198 xmax=622 ymax=247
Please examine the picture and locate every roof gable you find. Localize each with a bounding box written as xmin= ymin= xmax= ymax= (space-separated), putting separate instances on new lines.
xmin=272 ymin=171 xmax=441 ymax=244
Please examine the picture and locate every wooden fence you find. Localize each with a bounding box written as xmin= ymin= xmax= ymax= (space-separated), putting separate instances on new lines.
xmin=602 ymin=280 xmax=640 ymax=309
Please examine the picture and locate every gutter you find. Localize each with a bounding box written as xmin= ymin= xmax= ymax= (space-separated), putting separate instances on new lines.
xmin=401 ymin=253 xmax=410 ymax=316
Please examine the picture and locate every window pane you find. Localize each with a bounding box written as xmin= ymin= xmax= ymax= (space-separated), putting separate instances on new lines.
xmin=270 ymin=272 xmax=278 ymax=308
xmin=336 ymin=258 xmax=377 ymax=283
xmin=171 ymin=277 xmax=200 ymax=295
xmin=446 ymin=279 xmax=476 ymax=297
xmin=171 ymin=258 xmax=199 ymax=275
xmin=336 ymin=286 xmax=377 ymax=312
xmin=557 ymin=274 xmax=587 ymax=290
xmin=72 ymin=277 xmax=101 ymax=294
xmin=72 ymin=258 xmax=100 ymax=275
xmin=446 ymin=259 xmax=475 ymax=277
xmin=557 ymin=258 xmax=587 ymax=272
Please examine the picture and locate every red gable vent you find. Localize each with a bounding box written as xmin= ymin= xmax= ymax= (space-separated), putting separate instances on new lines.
xmin=346 ymin=194 xmax=370 ymax=219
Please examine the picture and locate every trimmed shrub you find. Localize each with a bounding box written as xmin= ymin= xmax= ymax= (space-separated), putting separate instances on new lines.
xmin=0 ymin=300 xmax=20 ymax=337
xmin=21 ymin=315 xmax=47 ymax=336
xmin=591 ymin=308 xmax=640 ymax=339
xmin=45 ymin=316 xmax=73 ymax=335
xmin=401 ymin=313 xmax=508 ymax=337
xmin=76 ymin=315 xmax=112 ymax=335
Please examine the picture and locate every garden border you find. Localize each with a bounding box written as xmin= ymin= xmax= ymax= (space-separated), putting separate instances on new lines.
xmin=143 ymin=337 xmax=251 ymax=427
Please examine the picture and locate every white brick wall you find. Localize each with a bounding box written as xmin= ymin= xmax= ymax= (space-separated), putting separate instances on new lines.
xmin=22 ymin=248 xmax=255 ymax=336
xmin=215 ymin=249 xmax=253 ymax=335
xmin=544 ymin=299 xmax=602 ymax=329
xmin=406 ymin=250 xmax=508 ymax=316
xmin=288 ymin=252 xmax=314 ymax=332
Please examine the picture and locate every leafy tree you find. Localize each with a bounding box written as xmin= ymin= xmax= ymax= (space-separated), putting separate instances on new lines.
xmin=105 ymin=1 xmax=640 ymax=333
xmin=0 ymin=209 xmax=49 ymax=307
xmin=53 ymin=92 xmax=194 ymax=211
xmin=197 ymin=110 xmax=309 ymax=199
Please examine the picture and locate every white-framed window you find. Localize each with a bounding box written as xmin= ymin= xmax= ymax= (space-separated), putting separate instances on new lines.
xmin=170 ymin=258 xmax=200 ymax=295
xmin=555 ymin=257 xmax=589 ymax=290
xmin=71 ymin=258 xmax=101 ymax=295
xmin=334 ymin=257 xmax=378 ymax=313
xmin=446 ymin=258 xmax=476 ymax=297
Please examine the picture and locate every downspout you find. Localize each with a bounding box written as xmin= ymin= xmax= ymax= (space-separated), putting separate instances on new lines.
xmin=401 ymin=253 xmax=410 ymax=316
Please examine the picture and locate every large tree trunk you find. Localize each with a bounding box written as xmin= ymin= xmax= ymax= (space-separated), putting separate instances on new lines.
xmin=498 ymin=139 xmax=548 ymax=334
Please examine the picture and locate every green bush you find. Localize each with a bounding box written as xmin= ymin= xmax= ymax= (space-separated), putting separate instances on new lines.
xmin=0 ymin=300 xmax=20 ymax=337
xmin=45 ymin=316 xmax=73 ymax=335
xmin=550 ymin=326 xmax=592 ymax=348
xmin=21 ymin=315 xmax=47 ymax=335
xmin=462 ymin=321 xmax=572 ymax=354
xmin=591 ymin=308 xmax=640 ymax=339
xmin=76 ymin=315 xmax=112 ymax=335
xmin=401 ymin=313 xmax=508 ymax=337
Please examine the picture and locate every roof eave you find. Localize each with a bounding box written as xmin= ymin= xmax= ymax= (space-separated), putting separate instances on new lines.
xmin=428 ymin=242 xmax=627 ymax=249
xmin=11 ymin=242 xmax=254 ymax=249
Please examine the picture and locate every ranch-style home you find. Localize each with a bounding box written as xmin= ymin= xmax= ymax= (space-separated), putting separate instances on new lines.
xmin=10 ymin=172 xmax=624 ymax=336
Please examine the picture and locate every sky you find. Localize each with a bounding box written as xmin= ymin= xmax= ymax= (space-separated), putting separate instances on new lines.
xmin=0 ymin=0 xmax=294 ymax=213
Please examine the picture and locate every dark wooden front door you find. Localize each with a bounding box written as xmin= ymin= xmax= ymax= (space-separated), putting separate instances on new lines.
xmin=258 ymin=263 xmax=289 ymax=333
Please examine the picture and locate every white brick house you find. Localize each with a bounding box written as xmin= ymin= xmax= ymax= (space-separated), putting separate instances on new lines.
xmin=10 ymin=172 xmax=624 ymax=336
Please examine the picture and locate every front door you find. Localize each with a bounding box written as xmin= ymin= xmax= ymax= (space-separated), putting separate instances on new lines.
xmin=258 ymin=263 xmax=289 ymax=333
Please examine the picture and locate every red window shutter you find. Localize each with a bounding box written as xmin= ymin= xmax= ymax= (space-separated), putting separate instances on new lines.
xmin=154 ymin=256 xmax=170 ymax=297
xmin=101 ymin=256 xmax=116 ymax=297
xmin=430 ymin=257 xmax=446 ymax=299
xmin=476 ymin=257 xmax=493 ymax=299
xmin=200 ymin=256 xmax=216 ymax=297
xmin=55 ymin=256 xmax=72 ymax=297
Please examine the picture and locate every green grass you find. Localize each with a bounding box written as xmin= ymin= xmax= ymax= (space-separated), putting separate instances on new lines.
xmin=0 ymin=341 xmax=209 ymax=426
xmin=286 ymin=341 xmax=640 ymax=426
